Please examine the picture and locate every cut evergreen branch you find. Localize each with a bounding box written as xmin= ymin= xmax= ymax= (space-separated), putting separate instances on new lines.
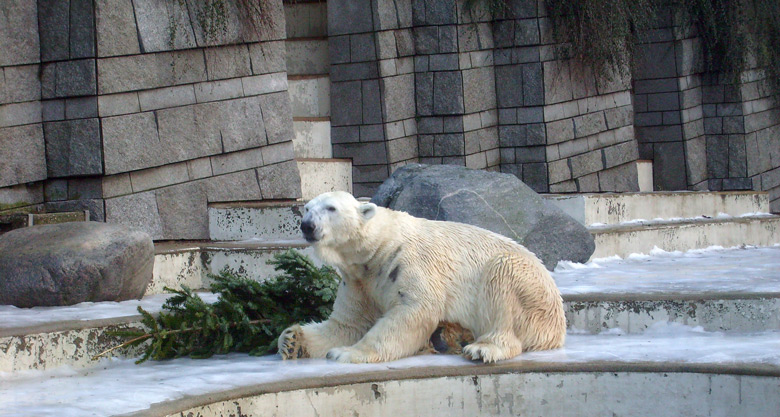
xmin=94 ymin=250 xmax=340 ymax=363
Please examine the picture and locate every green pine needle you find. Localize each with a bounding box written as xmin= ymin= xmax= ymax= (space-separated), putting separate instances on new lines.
xmin=95 ymin=250 xmax=339 ymax=363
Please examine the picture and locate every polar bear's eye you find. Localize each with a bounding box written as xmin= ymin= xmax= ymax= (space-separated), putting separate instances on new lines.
xmin=326 ymin=206 xmax=337 ymax=212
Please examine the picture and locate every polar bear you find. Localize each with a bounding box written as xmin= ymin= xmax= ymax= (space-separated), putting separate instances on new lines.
xmin=278 ymin=191 xmax=565 ymax=363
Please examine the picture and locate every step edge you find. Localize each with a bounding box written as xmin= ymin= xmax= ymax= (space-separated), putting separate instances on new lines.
xmin=125 ymin=361 xmax=780 ymax=417
xmin=589 ymin=214 xmax=780 ymax=234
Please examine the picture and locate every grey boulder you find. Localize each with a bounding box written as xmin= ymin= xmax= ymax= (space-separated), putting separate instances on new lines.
xmin=371 ymin=164 xmax=594 ymax=269
xmin=0 ymin=222 xmax=154 ymax=307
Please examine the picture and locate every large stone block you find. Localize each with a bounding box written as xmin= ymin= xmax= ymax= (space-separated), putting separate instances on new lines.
xmin=634 ymin=42 xmax=677 ymax=80
xmin=0 ymin=125 xmax=46 ymax=188
xmin=256 ymin=160 xmax=302 ymax=200
xmin=328 ymin=0 xmax=374 ymax=35
xmin=248 ymin=41 xmax=287 ymax=74
xmin=0 ymin=65 xmax=40 ymax=105
xmin=413 ymin=26 xmax=439 ymax=54
xmin=573 ymin=112 xmax=607 ymax=138
xmin=95 ymin=0 xmax=141 ymax=57
xmin=0 ymin=222 xmax=153 ymax=307
xmin=105 ymin=191 xmax=164 ymax=239
xmin=415 ymin=72 xmax=434 ymax=116
xmin=382 ymin=74 xmax=416 ymax=122
xmin=133 ymin=0 xmax=197 ymax=52
xmin=0 ymin=0 xmax=40 ymax=66
xmin=155 ymin=181 xmax=209 ymax=239
xmin=522 ymin=63 xmax=544 ymax=106
xmin=434 ymin=133 xmax=465 ymax=156
xmin=258 ymin=91 xmax=293 ymax=145
xmin=44 ymin=118 xmax=103 ymax=177
xmin=570 ymin=149 xmax=604 ymax=178
xmin=433 ymin=71 xmax=464 ymax=115
xmin=495 ymin=65 xmax=523 ymax=108
xmin=0 ymin=101 xmax=41 ymax=128
xmin=598 ymin=162 xmax=640 ymax=192
xmin=69 ymin=0 xmax=96 ymax=58
xmin=603 ymin=140 xmax=639 ymax=168
xmin=41 ymin=59 xmax=97 ymax=98
xmin=331 ymin=80 xmax=363 ymax=125
xmin=45 ymin=198 xmax=105 ymax=222
xmin=706 ymin=136 xmax=729 ymax=178
xmin=37 ymin=0 xmax=69 ymax=62
xmin=463 ymin=67 xmax=496 ymax=113
xmin=653 ymin=141 xmax=688 ymax=190
xmin=334 ymin=142 xmax=388 ymax=165
xmin=102 ymin=112 xmax=164 ymax=174
xmin=205 ymin=45 xmax=252 ymax=80
xmin=204 ymin=169 xmax=263 ymax=202
xmin=97 ymin=50 xmax=207 ymax=95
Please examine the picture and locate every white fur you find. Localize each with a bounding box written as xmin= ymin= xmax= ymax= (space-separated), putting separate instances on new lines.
xmin=279 ymin=191 xmax=566 ymax=363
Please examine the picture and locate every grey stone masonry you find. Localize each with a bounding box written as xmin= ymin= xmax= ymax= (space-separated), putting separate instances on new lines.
xmin=0 ymin=0 xmax=303 ymax=239
xmin=630 ymin=3 xmax=779 ymax=197
xmin=328 ymin=0 xmax=641 ymax=195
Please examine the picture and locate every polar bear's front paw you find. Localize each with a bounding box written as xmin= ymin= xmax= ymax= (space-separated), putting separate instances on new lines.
xmin=326 ymin=346 xmax=378 ymax=363
xmin=463 ymin=341 xmax=510 ymax=363
xmin=278 ymin=325 xmax=308 ymax=360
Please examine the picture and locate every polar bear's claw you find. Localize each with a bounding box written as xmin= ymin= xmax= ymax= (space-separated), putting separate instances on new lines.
xmin=278 ymin=325 xmax=308 ymax=360
xmin=463 ymin=341 xmax=510 ymax=363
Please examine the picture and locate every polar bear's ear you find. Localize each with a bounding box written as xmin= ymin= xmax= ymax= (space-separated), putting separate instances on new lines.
xmin=359 ymin=202 xmax=377 ymax=221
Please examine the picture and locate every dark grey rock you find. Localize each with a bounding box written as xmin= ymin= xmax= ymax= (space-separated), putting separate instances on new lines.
xmin=0 ymin=222 xmax=153 ymax=307
xmin=728 ymin=136 xmax=747 ymax=178
xmin=706 ymin=136 xmax=729 ymax=178
xmin=722 ymin=177 xmax=753 ymax=190
xmin=492 ymin=20 xmax=514 ymax=48
xmin=44 ymin=179 xmax=68 ymax=202
xmin=44 ymin=118 xmax=103 ymax=177
xmin=522 ymin=162 xmax=548 ymax=193
xmin=65 ymin=96 xmax=98 ymax=119
xmin=422 ymin=0 xmax=456 ymax=24
xmin=526 ymin=123 xmax=546 ymax=145
xmin=371 ymin=163 xmax=595 ymax=269
xmin=418 ymin=117 xmax=444 ymax=134
xmin=499 ymin=125 xmax=527 ymax=147
xmin=428 ymin=53 xmax=459 ymax=71
xmin=514 ymin=19 xmax=539 ymax=46
xmin=516 ymin=146 xmax=546 ymax=163
xmin=334 ymin=142 xmax=388 ymax=165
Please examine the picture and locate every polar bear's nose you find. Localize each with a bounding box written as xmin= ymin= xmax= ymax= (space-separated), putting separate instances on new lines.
xmin=300 ymin=220 xmax=316 ymax=241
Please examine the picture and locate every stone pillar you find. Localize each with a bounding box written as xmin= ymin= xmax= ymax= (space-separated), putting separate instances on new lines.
xmin=0 ymin=0 xmax=46 ymax=214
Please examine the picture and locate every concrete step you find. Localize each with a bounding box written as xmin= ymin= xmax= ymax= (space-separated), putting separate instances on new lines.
xmin=284 ymin=1 xmax=327 ymax=39
xmin=286 ymin=38 xmax=329 ymax=75
xmin=208 ymin=201 xmax=303 ymax=241
xmin=3 ymin=328 xmax=778 ymax=416
xmin=3 ymin=246 xmax=777 ymax=375
xmin=546 ymin=191 xmax=770 ymax=226
xmin=152 ymin=240 xmax=318 ymax=294
xmin=589 ymin=214 xmax=780 ymax=259
xmin=288 ymin=74 xmax=330 ymax=118
xmin=298 ymin=158 xmax=352 ymax=200
xmin=293 ymin=117 xmax=332 ymax=159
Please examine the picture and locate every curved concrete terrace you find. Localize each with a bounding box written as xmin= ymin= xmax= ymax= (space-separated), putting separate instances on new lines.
xmin=2 ymin=246 xmax=779 ymax=416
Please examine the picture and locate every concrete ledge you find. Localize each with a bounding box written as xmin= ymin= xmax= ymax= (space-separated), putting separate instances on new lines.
xmin=546 ymin=191 xmax=770 ymax=226
xmin=590 ymin=215 xmax=780 ymax=258
xmin=126 ymin=366 xmax=780 ymax=417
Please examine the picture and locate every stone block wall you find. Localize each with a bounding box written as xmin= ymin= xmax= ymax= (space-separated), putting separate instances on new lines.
xmin=0 ymin=1 xmax=46 ymax=213
xmin=329 ymin=0 xmax=640 ymax=196
xmin=631 ymin=4 xmax=780 ymax=210
xmin=0 ymin=0 xmax=302 ymax=239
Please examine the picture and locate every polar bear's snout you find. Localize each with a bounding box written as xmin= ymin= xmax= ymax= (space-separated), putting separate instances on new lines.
xmin=300 ymin=219 xmax=318 ymax=242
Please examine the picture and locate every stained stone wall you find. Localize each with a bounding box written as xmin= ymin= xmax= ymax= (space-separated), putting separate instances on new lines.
xmin=0 ymin=0 xmax=302 ymax=239
xmin=631 ymin=4 xmax=780 ymax=210
xmin=330 ymin=0 xmax=639 ymax=196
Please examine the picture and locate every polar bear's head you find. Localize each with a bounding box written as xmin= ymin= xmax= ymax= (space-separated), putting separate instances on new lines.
xmin=300 ymin=191 xmax=377 ymax=246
